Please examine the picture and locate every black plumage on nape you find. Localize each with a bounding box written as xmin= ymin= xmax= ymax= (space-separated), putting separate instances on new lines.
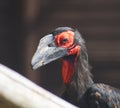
xmin=31 ymin=27 xmax=120 ymax=108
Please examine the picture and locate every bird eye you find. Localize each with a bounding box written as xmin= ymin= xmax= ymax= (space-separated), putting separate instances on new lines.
xmin=55 ymin=31 xmax=75 ymax=48
xmin=62 ymin=38 xmax=68 ymax=44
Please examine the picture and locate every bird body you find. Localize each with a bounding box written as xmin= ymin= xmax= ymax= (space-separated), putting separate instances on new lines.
xmin=31 ymin=27 xmax=120 ymax=108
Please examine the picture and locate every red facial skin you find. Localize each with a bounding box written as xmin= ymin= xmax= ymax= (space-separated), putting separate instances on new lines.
xmin=55 ymin=31 xmax=81 ymax=85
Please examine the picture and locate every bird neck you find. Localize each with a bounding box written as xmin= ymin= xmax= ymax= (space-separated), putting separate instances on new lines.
xmin=62 ymin=48 xmax=94 ymax=100
xmin=62 ymin=54 xmax=78 ymax=85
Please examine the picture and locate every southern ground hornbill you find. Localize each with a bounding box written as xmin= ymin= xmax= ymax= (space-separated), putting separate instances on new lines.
xmin=31 ymin=27 xmax=120 ymax=108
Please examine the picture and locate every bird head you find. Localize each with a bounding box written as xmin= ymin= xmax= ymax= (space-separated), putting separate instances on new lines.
xmin=31 ymin=27 xmax=86 ymax=85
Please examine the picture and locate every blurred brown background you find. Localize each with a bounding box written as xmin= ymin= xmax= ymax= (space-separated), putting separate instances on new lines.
xmin=0 ymin=0 xmax=120 ymax=96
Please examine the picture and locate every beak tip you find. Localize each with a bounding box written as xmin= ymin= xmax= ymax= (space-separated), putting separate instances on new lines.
xmin=31 ymin=58 xmax=38 ymax=70
xmin=32 ymin=66 xmax=37 ymax=70
xmin=31 ymin=63 xmax=38 ymax=70
xmin=31 ymin=58 xmax=44 ymax=70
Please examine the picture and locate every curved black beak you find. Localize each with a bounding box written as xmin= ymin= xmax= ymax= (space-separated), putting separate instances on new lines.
xmin=31 ymin=34 xmax=67 ymax=70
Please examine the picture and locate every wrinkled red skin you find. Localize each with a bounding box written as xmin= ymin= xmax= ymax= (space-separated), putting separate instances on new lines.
xmin=62 ymin=45 xmax=80 ymax=85
xmin=55 ymin=31 xmax=81 ymax=85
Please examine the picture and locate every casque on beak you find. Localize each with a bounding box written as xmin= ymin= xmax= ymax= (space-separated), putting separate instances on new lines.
xmin=31 ymin=34 xmax=67 ymax=70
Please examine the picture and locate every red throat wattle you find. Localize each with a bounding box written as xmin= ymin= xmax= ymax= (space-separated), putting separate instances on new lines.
xmin=55 ymin=30 xmax=81 ymax=85
xmin=62 ymin=45 xmax=80 ymax=85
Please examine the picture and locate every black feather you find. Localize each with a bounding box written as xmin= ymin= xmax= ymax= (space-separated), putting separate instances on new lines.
xmin=52 ymin=27 xmax=120 ymax=108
